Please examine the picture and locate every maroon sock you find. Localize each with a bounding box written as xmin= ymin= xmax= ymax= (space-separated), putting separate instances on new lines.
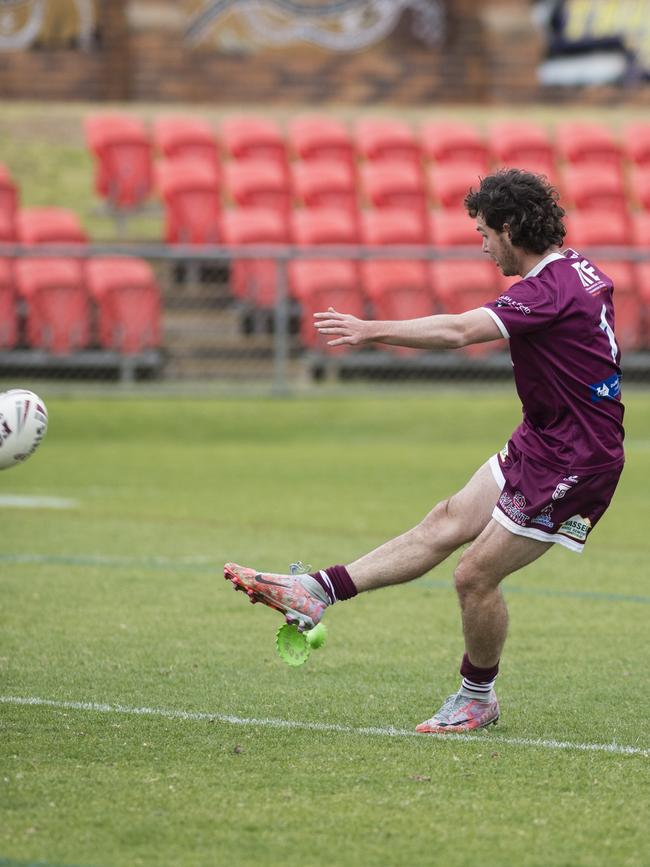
xmin=310 ymin=565 xmax=358 ymax=605
xmin=460 ymin=652 xmax=499 ymax=683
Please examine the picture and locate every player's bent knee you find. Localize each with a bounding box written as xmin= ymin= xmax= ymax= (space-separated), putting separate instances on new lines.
xmin=419 ymin=498 xmax=466 ymax=548
xmin=453 ymin=552 xmax=491 ymax=599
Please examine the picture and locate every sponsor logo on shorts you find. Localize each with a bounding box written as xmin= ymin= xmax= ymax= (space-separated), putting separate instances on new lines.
xmin=499 ymin=443 xmax=509 ymax=462
xmin=552 ymin=476 xmax=579 ymax=501
xmin=589 ymin=373 xmax=621 ymax=403
xmin=513 ymin=491 xmax=526 ymax=509
xmin=498 ymin=492 xmax=529 ymax=526
xmin=558 ymin=514 xmax=592 ymax=542
xmin=531 ymin=504 xmax=555 ymax=529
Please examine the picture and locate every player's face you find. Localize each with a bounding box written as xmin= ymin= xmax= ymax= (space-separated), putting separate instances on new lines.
xmin=475 ymin=215 xmax=521 ymax=276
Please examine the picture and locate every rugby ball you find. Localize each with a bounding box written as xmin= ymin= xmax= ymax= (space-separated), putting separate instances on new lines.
xmin=0 ymin=389 xmax=48 ymax=470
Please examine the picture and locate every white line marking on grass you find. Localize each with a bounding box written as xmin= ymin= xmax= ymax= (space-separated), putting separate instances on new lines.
xmin=0 ymin=495 xmax=78 ymax=509
xmin=2 ymin=695 xmax=648 ymax=759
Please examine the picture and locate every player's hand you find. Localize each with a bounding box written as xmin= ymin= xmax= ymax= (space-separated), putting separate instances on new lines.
xmin=313 ymin=307 xmax=370 ymax=347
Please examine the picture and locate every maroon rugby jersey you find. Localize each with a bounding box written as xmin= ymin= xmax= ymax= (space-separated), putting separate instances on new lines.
xmin=482 ymin=249 xmax=625 ymax=472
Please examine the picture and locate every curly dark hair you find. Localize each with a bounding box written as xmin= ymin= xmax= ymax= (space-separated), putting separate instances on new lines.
xmin=464 ymin=169 xmax=566 ymax=254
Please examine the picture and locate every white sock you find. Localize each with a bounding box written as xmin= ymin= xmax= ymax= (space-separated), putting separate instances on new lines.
xmin=459 ymin=676 xmax=495 ymax=702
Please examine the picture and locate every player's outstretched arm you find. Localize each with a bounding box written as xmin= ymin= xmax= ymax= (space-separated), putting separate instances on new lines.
xmin=313 ymin=307 xmax=502 ymax=350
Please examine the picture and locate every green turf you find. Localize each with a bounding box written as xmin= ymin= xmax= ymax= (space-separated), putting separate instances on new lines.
xmin=1 ymin=393 xmax=649 ymax=867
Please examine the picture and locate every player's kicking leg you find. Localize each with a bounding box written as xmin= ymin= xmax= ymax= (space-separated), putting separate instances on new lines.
xmin=225 ymin=460 xmax=499 ymax=629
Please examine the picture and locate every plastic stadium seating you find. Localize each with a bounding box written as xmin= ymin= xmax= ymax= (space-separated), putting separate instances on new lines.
xmin=17 ymin=207 xmax=88 ymax=245
xmin=360 ymin=162 xmax=427 ymax=222
xmin=629 ymin=165 xmax=650 ymax=211
xmin=84 ymin=113 xmax=153 ymax=209
xmin=428 ymin=163 xmax=483 ymax=210
xmin=362 ymin=260 xmax=433 ymax=354
xmin=0 ymin=259 xmax=17 ymax=349
xmin=0 ymin=163 xmax=18 ymax=222
xmin=221 ymin=207 xmax=289 ymax=307
xmin=220 ymin=116 xmax=287 ymax=170
xmin=561 ymin=163 xmax=628 ymax=216
xmin=292 ymin=160 xmax=357 ymax=218
xmin=288 ymin=116 xmax=355 ymax=169
xmin=223 ymin=159 xmax=291 ymax=224
xmin=430 ymin=260 xmax=500 ymax=314
xmin=292 ymin=207 xmax=359 ymax=245
xmin=86 ymin=258 xmax=161 ymax=354
xmin=488 ymin=121 xmax=555 ymax=175
xmin=355 ymin=118 xmax=421 ymax=168
xmin=0 ymin=212 xmax=15 ymax=242
xmin=420 ymin=121 xmax=490 ymax=172
xmin=360 ymin=208 xmax=428 ymax=245
xmin=429 ymin=210 xmax=478 ymax=246
xmin=631 ymin=212 xmax=650 ymax=247
xmin=598 ymin=260 xmax=643 ymax=350
xmin=360 ymin=208 xmax=432 ymax=352
xmin=563 ymin=211 xmax=629 ymax=249
xmin=153 ymin=117 xmax=220 ymax=176
xmin=289 ymin=260 xmax=364 ymax=350
xmin=555 ymin=122 xmax=623 ymax=170
xmin=636 ymin=263 xmax=650 ymax=347
xmin=622 ymin=122 xmax=650 ymax=167
xmin=157 ymin=159 xmax=221 ymax=244
xmin=15 ymin=258 xmax=89 ymax=354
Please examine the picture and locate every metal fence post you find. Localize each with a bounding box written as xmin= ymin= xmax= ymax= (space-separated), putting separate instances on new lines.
xmin=273 ymin=254 xmax=290 ymax=396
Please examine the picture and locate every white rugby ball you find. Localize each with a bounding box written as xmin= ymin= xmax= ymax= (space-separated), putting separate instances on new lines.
xmin=0 ymin=389 xmax=49 ymax=470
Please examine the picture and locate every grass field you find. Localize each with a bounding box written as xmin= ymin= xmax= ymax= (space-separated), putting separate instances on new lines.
xmin=1 ymin=391 xmax=649 ymax=867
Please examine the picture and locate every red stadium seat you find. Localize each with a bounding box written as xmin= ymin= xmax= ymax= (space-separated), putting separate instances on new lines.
xmin=631 ymin=212 xmax=650 ymax=247
xmin=428 ymin=163 xmax=483 ymax=210
xmin=636 ymin=263 xmax=650 ymax=347
xmin=289 ymin=260 xmax=364 ymax=351
xmin=361 ymin=208 xmax=428 ymax=245
xmin=292 ymin=207 xmax=359 ymax=245
xmin=84 ymin=113 xmax=153 ymax=209
xmin=15 ymin=258 xmax=89 ymax=354
xmin=0 ymin=259 xmax=18 ymax=349
xmin=420 ymin=121 xmax=490 ymax=172
xmin=292 ymin=160 xmax=357 ymax=218
xmin=86 ymin=258 xmax=161 ymax=354
xmin=153 ymin=117 xmax=219 ymax=175
xmin=488 ymin=121 xmax=555 ymax=175
xmin=598 ymin=260 xmax=643 ymax=351
xmin=362 ymin=261 xmax=433 ymax=355
xmin=157 ymin=159 xmax=221 ymax=244
xmin=220 ymin=116 xmax=286 ymax=170
xmin=429 ymin=210 xmax=478 ymax=246
xmin=224 ymin=159 xmax=291 ymax=225
xmin=291 ymin=208 xmax=360 ymax=350
xmin=359 ymin=162 xmax=427 ymax=222
xmin=563 ymin=211 xmax=629 ymax=249
xmin=355 ymin=118 xmax=421 ymax=168
xmin=555 ymin=122 xmax=623 ymax=170
xmin=289 ymin=116 xmax=355 ymax=169
xmin=629 ymin=165 xmax=650 ymax=211
xmin=0 ymin=163 xmax=18 ymax=222
xmin=0 ymin=212 xmax=15 ymax=242
xmin=430 ymin=260 xmax=502 ymax=356
xmin=561 ymin=164 xmax=628 ymax=216
xmin=622 ymin=122 xmax=650 ymax=167
xmin=17 ymin=207 xmax=88 ymax=245
xmin=221 ymin=207 xmax=289 ymax=307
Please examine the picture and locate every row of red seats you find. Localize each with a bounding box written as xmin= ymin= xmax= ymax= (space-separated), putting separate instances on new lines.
xmin=0 ymin=257 xmax=161 ymax=355
xmin=155 ymin=157 xmax=650 ymax=243
xmin=84 ymin=113 xmax=650 ymax=213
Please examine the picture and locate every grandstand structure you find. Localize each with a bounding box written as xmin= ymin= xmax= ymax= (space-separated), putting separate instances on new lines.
xmin=1 ymin=110 xmax=650 ymax=384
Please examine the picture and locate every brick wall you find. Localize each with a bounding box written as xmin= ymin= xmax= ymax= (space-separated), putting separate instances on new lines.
xmin=0 ymin=0 xmax=648 ymax=105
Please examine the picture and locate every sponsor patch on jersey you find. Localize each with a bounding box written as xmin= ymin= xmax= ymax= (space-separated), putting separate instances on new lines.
xmin=558 ymin=514 xmax=592 ymax=542
xmin=589 ymin=373 xmax=621 ymax=402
